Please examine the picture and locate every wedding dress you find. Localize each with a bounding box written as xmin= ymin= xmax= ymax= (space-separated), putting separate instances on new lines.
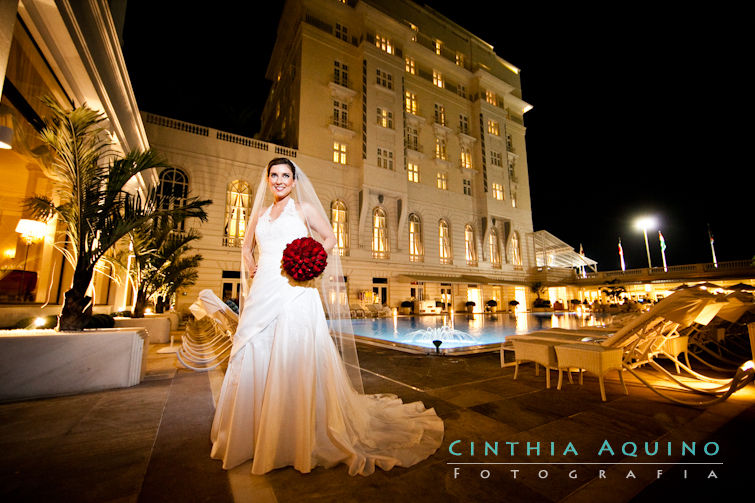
xmin=210 ymin=197 xmax=444 ymax=475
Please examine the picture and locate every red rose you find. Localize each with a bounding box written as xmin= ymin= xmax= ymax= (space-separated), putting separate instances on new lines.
xmin=282 ymin=237 xmax=328 ymax=281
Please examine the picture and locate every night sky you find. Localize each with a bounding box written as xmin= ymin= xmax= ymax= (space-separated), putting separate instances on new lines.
xmin=122 ymin=2 xmax=753 ymax=270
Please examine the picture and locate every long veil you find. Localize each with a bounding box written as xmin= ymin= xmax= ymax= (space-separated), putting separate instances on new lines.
xmin=239 ymin=158 xmax=363 ymax=393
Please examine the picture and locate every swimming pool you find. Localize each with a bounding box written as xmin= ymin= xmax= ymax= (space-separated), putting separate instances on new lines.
xmin=350 ymin=312 xmax=613 ymax=354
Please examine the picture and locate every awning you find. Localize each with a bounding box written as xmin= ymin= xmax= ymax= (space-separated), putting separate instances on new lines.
xmin=529 ymin=230 xmax=598 ymax=270
xmin=396 ymin=274 xmax=527 ymax=286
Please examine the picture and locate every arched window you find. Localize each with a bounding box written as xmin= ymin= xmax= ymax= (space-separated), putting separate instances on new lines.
xmin=372 ymin=207 xmax=389 ymax=259
xmin=331 ymin=200 xmax=349 ymax=256
xmin=465 ymin=224 xmax=477 ymax=266
xmin=224 ymin=180 xmax=253 ymax=247
xmin=408 ymin=213 xmax=423 ymax=262
xmin=510 ymin=231 xmax=522 ymax=267
xmin=439 ymin=219 xmax=452 ymax=265
xmin=489 ymin=227 xmax=501 ymax=268
xmin=158 ymin=168 xmax=189 ymax=230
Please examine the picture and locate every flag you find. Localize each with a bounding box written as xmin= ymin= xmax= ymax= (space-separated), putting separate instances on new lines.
xmin=618 ymin=238 xmax=626 ymax=271
xmin=579 ymin=243 xmax=584 ymax=255
xmin=659 ymin=231 xmax=666 ymax=252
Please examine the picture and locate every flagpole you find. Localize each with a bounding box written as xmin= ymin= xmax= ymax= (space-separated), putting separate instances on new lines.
xmin=708 ymin=224 xmax=718 ymax=268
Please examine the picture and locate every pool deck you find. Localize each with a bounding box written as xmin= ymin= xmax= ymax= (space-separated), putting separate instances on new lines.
xmin=0 ymin=333 xmax=752 ymax=502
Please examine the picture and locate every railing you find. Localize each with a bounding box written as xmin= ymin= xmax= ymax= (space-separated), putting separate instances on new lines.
xmin=216 ymin=131 xmax=269 ymax=151
xmin=580 ymin=260 xmax=755 ymax=282
xmin=328 ymin=117 xmax=353 ymax=130
xmin=143 ymin=113 xmax=208 ymax=136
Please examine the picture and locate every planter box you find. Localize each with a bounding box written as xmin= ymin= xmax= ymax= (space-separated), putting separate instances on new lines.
xmin=0 ymin=328 xmax=148 ymax=402
xmin=114 ymin=316 xmax=171 ymax=343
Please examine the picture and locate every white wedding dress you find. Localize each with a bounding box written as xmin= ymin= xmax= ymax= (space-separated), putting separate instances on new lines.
xmin=210 ymin=198 xmax=444 ymax=475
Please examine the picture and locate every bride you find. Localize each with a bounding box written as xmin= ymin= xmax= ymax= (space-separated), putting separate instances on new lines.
xmin=210 ymin=157 xmax=444 ymax=476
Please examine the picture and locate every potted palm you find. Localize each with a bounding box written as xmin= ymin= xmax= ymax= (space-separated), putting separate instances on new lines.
xmin=24 ymin=101 xmax=210 ymax=330
xmin=465 ymin=301 xmax=476 ymax=313
xmin=508 ymin=299 xmax=519 ymax=312
xmin=485 ymin=299 xmax=498 ymax=313
xmin=399 ymin=300 xmax=413 ymax=315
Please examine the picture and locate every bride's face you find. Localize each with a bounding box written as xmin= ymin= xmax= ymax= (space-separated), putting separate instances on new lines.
xmin=268 ymin=164 xmax=295 ymax=200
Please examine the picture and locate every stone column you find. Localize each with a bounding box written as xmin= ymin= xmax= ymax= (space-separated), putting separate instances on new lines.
xmin=0 ymin=0 xmax=19 ymax=97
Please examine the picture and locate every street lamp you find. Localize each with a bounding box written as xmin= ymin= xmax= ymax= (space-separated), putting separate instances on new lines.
xmin=634 ymin=216 xmax=656 ymax=269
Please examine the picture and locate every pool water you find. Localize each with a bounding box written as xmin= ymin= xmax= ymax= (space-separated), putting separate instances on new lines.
xmin=350 ymin=312 xmax=612 ymax=352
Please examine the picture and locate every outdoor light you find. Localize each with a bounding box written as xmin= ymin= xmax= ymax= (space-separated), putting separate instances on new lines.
xmin=0 ymin=125 xmax=13 ymax=149
xmin=14 ymin=219 xmax=47 ymax=300
xmin=34 ymin=317 xmax=46 ymax=327
xmin=634 ymin=216 xmax=657 ymax=269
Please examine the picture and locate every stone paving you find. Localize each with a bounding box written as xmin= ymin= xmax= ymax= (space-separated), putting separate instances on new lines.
xmin=0 ymin=335 xmax=753 ymax=502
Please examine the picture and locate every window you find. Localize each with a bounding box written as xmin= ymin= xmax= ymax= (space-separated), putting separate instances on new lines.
xmin=434 ymin=39 xmax=442 ymax=55
xmin=406 ymin=126 xmax=419 ymax=151
xmin=463 ymin=178 xmax=472 ymax=196
xmin=490 ymin=151 xmax=503 ymax=167
xmin=376 ymin=69 xmax=393 ymax=89
xmin=405 ymin=91 xmax=417 ymax=114
xmin=439 ymin=219 xmax=452 ymax=264
xmin=377 ymin=147 xmax=394 ymax=170
xmin=510 ymin=232 xmax=522 ymax=266
xmin=331 ymin=201 xmax=349 ymax=256
xmin=372 ymin=208 xmax=389 ymax=258
xmin=405 ymin=57 xmax=415 ymax=74
xmin=377 ymin=107 xmax=393 ymax=128
xmin=375 ymin=34 xmax=393 ymax=54
xmin=409 ymin=213 xmax=423 ymax=262
xmin=489 ymin=228 xmax=501 ymax=268
xmin=487 ymin=119 xmax=500 ymax=136
xmin=506 ymin=134 xmax=513 ymax=151
xmin=508 ymin=162 xmax=517 ymax=182
xmin=434 ymin=137 xmax=447 ymax=160
xmin=158 ymin=167 xmax=189 ymax=230
xmin=459 ymin=114 xmax=469 ymax=134
xmin=407 ymin=162 xmax=419 ymax=183
xmin=511 ymin=187 xmax=518 ymax=208
xmin=436 ymin=171 xmax=448 ymax=190
xmin=465 ymin=224 xmax=477 ymax=266
xmin=455 ymin=52 xmax=464 ymax=67
xmin=433 ymin=103 xmax=446 ymax=126
xmin=334 ymin=60 xmax=348 ymax=87
xmin=457 ymin=84 xmax=467 ymax=98
xmin=335 ymin=23 xmax=348 ymax=42
xmin=485 ymin=90 xmax=497 ymax=106
xmin=460 ymin=146 xmax=472 ymax=170
xmin=333 ymin=142 xmax=347 ymax=164
xmin=333 ymin=99 xmax=348 ymax=128
xmin=223 ymin=180 xmax=252 ymax=247
xmin=432 ymin=70 xmax=444 ymax=88
xmin=492 ymin=183 xmax=504 ymax=200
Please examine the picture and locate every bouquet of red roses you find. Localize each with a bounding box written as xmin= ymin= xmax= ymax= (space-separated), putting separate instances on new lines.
xmin=282 ymin=237 xmax=328 ymax=281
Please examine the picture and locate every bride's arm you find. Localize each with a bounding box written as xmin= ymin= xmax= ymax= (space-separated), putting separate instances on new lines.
xmin=242 ymin=212 xmax=261 ymax=276
xmin=300 ymin=202 xmax=337 ymax=253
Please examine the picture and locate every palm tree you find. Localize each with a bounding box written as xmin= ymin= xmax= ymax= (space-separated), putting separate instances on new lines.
xmin=25 ymin=100 xmax=210 ymax=330
xmin=128 ymin=216 xmax=203 ymax=318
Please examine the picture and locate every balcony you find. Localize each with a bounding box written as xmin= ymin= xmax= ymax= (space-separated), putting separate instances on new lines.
xmin=328 ymin=117 xmax=355 ymax=138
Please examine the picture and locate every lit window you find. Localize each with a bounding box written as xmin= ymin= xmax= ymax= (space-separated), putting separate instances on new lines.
xmin=432 ymin=70 xmax=443 ymax=88
xmin=376 ymin=69 xmax=393 ymax=89
xmin=333 ymin=100 xmax=348 ymax=128
xmin=433 ymin=103 xmax=446 ymax=126
xmin=224 ymin=180 xmax=253 ymax=247
xmin=405 ymin=57 xmax=416 ymax=74
xmin=406 ymin=126 xmax=419 ymax=152
xmin=372 ymin=207 xmax=389 ymax=258
xmin=465 ymin=224 xmax=477 ymax=266
xmin=377 ymin=147 xmax=394 ymax=170
xmin=489 ymin=228 xmax=501 ymax=268
xmin=460 ymin=146 xmax=472 ymax=170
xmin=375 ymin=34 xmax=393 ymax=54
xmin=455 ymin=52 xmax=464 ymax=67
xmin=409 ymin=213 xmax=423 ymax=262
xmin=487 ymin=119 xmax=500 ymax=136
xmin=511 ymin=188 xmax=518 ymax=208
xmin=492 ymin=183 xmax=504 ymax=200
xmin=333 ymin=142 xmax=347 ymax=164
xmin=405 ymin=91 xmax=418 ymax=114
xmin=485 ymin=90 xmax=497 ymax=106
xmin=434 ymin=39 xmax=442 ymax=55
xmin=510 ymin=232 xmax=522 ymax=266
xmin=439 ymin=219 xmax=451 ymax=264
xmin=331 ymin=200 xmax=349 ymax=256
xmin=334 ymin=61 xmax=348 ymax=87
xmin=459 ymin=114 xmax=469 ymax=134
xmin=377 ymin=107 xmax=393 ymax=128
xmin=407 ymin=162 xmax=419 ymax=183
xmin=463 ymin=178 xmax=472 ymax=196
xmin=434 ymin=137 xmax=447 ymax=160
xmin=436 ymin=171 xmax=448 ymax=190
xmin=490 ymin=151 xmax=503 ymax=167
xmin=335 ymin=23 xmax=349 ymax=42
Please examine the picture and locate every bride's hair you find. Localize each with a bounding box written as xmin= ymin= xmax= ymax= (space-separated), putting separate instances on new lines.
xmin=267 ymin=157 xmax=297 ymax=178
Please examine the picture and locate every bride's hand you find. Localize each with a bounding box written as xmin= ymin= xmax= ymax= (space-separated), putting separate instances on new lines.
xmin=249 ymin=264 xmax=258 ymax=277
